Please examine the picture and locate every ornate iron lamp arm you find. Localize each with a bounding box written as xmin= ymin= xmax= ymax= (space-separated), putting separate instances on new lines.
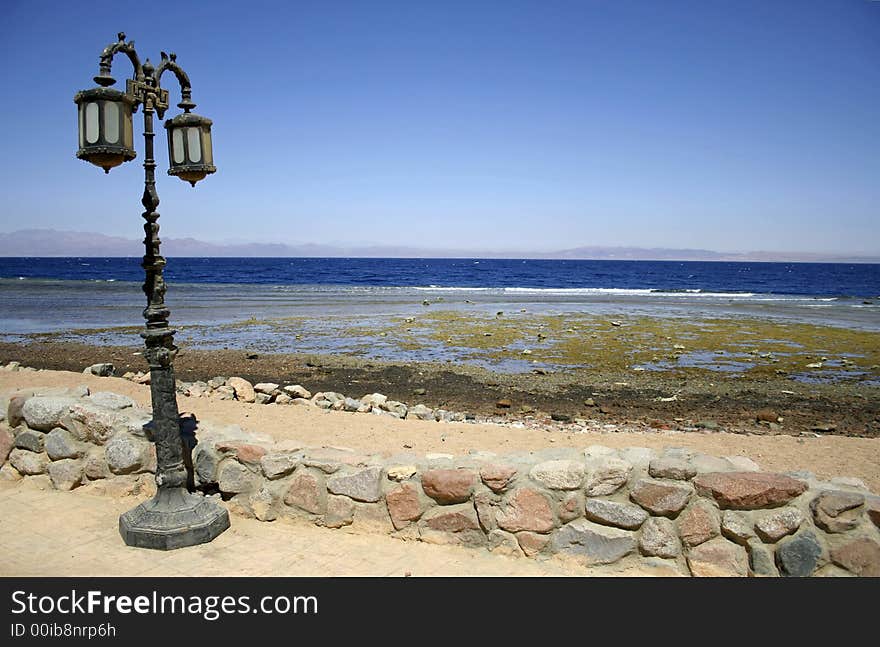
xmin=94 ymin=32 xmax=143 ymax=88
xmin=155 ymin=52 xmax=197 ymax=113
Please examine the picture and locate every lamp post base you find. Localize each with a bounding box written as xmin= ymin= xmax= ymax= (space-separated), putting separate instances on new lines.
xmin=119 ymin=487 xmax=230 ymax=550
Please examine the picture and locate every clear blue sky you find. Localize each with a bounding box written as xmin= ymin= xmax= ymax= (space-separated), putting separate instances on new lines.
xmin=1 ymin=0 xmax=878 ymax=254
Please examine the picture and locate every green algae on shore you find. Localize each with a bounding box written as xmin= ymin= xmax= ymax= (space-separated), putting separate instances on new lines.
xmin=392 ymin=310 xmax=880 ymax=382
xmin=10 ymin=310 xmax=880 ymax=384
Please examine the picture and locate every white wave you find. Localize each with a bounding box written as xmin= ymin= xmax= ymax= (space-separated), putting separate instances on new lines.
xmin=414 ymin=286 xmax=763 ymax=298
xmin=413 ymin=286 xmax=493 ymax=291
xmin=504 ymin=287 xmax=656 ymax=295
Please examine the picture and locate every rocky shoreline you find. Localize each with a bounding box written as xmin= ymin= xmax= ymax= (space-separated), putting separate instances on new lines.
xmin=2 ymin=339 xmax=878 ymax=439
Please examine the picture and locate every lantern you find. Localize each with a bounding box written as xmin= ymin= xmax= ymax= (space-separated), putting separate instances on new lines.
xmin=73 ymin=87 xmax=136 ymax=173
xmin=164 ymin=113 xmax=215 ymax=186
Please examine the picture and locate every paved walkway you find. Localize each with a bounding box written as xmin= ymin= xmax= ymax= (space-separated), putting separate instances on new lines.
xmin=0 ymin=479 xmax=671 ymax=577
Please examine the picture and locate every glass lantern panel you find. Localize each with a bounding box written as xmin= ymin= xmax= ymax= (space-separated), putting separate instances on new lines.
xmin=78 ymin=105 xmax=84 ymax=148
xmin=103 ymin=101 xmax=119 ymax=144
xmin=85 ymin=103 xmax=100 ymax=144
xmin=123 ymin=107 xmax=132 ymax=147
xmin=172 ymin=128 xmax=185 ymax=164
xmin=187 ymin=127 xmax=202 ymax=163
xmin=202 ymin=128 xmax=213 ymax=165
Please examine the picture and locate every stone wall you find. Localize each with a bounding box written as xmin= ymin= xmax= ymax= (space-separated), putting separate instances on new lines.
xmin=2 ymin=387 xmax=879 ymax=577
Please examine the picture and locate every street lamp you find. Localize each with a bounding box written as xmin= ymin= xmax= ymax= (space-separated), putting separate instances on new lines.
xmin=74 ymin=32 xmax=228 ymax=549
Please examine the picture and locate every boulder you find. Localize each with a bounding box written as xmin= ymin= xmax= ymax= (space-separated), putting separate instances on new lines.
xmin=284 ymin=469 xmax=327 ymax=514
xmin=529 ymin=460 xmax=585 ymax=490
xmin=351 ymin=501 xmax=395 ymax=534
xmin=14 ymin=429 xmax=45 ymax=453
xmin=687 ymin=537 xmax=749 ymax=577
xmin=422 ymin=504 xmax=480 ymax=533
xmin=720 ymin=510 xmax=755 ymax=545
xmin=215 ymin=441 xmax=268 ymax=467
xmin=253 ymin=383 xmax=280 ymax=395
xmin=105 ymin=433 xmax=150 ymax=475
xmin=45 ymin=428 xmax=85 ymax=460
xmin=630 ymin=479 xmax=693 ymax=517
xmin=22 ymin=397 xmax=76 ymax=431
xmin=754 ymin=507 xmax=803 ymax=543
xmin=677 ymin=501 xmax=720 ymax=546
xmin=559 ymin=492 xmax=584 ymax=524
xmin=260 ymin=452 xmax=300 ymax=480
xmin=323 ymin=495 xmax=355 ymax=528
xmin=747 ymin=539 xmax=779 ymax=577
xmin=550 ymin=518 xmax=636 ymax=565
xmin=64 ymin=402 xmax=152 ymax=445
xmin=409 ymin=404 xmax=435 ymax=421
xmin=207 ymin=377 xmax=227 ymax=389
xmin=690 ymin=453 xmax=736 ymax=474
xmin=775 ymin=532 xmax=823 ymax=577
xmin=487 ymin=529 xmax=524 ymax=557
xmin=381 ymin=400 xmax=408 ymax=418
xmin=284 ymin=385 xmax=312 ymax=400
xmin=810 ymin=490 xmax=864 ymax=533
xmin=227 ymin=377 xmax=256 ymax=403
xmin=327 ymin=466 xmax=383 ymax=502
xmin=7 ymin=393 xmax=31 ymax=427
xmin=480 ymin=463 xmax=517 ymax=493
xmin=516 ymin=531 xmax=551 ymax=557
xmin=616 ymin=447 xmax=656 ymax=470
xmin=360 ymin=393 xmax=387 ymax=408
xmin=83 ymin=447 xmax=111 ymax=480
xmin=217 ymin=460 xmax=259 ymax=495
xmin=495 ymin=488 xmax=555 ymax=534
xmin=249 ymin=487 xmax=277 ymax=522
xmin=584 ymin=498 xmax=648 ymax=530
xmin=474 ymin=491 xmax=499 ymax=531
xmin=830 ymin=538 xmax=880 ymax=577
xmin=583 ymin=458 xmax=632 ymax=496
xmin=83 ymin=363 xmax=115 ymax=377
xmin=386 ymin=482 xmax=424 ymax=530
xmin=193 ymin=443 xmax=222 ymax=485
xmin=649 ymin=457 xmax=697 ymax=481
xmin=86 ymin=392 xmax=135 ymax=410
xmin=9 ymin=448 xmax=48 ymax=475
xmin=639 ymin=517 xmax=681 ymax=558
xmin=421 ymin=469 xmax=475 ymax=504
xmin=693 ymin=472 xmax=807 ymax=510
xmin=48 ymin=459 xmax=83 ymax=491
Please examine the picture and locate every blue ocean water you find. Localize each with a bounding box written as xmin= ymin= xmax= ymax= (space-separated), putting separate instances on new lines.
xmin=0 ymin=258 xmax=878 ymax=340
xmin=1 ymin=257 xmax=879 ymax=296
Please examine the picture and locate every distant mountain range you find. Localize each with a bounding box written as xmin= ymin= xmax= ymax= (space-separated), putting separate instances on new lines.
xmin=0 ymin=229 xmax=877 ymax=263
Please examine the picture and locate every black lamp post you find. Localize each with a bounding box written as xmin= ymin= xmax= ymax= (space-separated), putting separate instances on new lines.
xmin=74 ymin=32 xmax=228 ymax=549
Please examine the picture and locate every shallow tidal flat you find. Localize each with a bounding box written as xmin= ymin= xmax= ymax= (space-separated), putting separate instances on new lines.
xmin=4 ymin=310 xmax=879 ymax=439
xmin=25 ymin=309 xmax=880 ymax=381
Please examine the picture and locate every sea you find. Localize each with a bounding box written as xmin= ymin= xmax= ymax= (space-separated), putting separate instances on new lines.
xmin=1 ymin=258 xmax=878 ymax=356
